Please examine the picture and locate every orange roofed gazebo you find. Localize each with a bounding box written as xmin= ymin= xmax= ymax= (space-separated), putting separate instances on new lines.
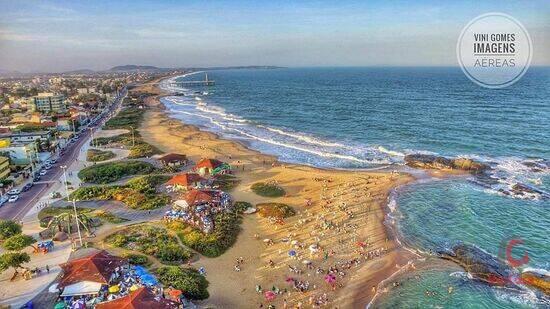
xmin=58 ymin=250 xmax=126 ymax=288
xmin=95 ymin=287 xmax=179 ymax=309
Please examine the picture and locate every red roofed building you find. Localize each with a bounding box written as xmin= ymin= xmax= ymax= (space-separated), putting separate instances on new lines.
xmin=194 ymin=158 xmax=223 ymax=176
xmin=166 ymin=173 xmax=204 ymax=191
xmin=58 ymin=250 xmax=126 ymax=289
xmin=96 ymin=287 xmax=178 ymax=309
xmin=184 ymin=189 xmax=216 ymax=207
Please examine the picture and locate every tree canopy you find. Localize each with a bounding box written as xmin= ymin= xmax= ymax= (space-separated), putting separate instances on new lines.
xmin=0 ymin=220 xmax=22 ymax=240
xmin=2 ymin=234 xmax=36 ymax=251
xmin=0 ymin=252 xmax=30 ymax=273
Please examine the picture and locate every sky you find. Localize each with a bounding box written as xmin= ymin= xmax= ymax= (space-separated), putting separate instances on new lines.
xmin=0 ymin=0 xmax=549 ymax=72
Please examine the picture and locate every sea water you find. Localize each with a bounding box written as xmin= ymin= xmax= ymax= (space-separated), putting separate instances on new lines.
xmin=161 ymin=67 xmax=549 ymax=308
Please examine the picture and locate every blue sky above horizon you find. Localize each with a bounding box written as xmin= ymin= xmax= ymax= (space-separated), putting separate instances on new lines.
xmin=0 ymin=0 xmax=548 ymax=72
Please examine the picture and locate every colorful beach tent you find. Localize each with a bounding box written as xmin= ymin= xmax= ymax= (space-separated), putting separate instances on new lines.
xmin=95 ymin=287 xmax=179 ymax=309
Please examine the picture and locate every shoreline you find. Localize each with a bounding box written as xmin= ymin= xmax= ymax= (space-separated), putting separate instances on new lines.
xmin=133 ymin=75 xmax=425 ymax=307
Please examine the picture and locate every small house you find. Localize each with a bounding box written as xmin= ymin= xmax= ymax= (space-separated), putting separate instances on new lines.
xmin=165 ymin=173 xmax=204 ymax=191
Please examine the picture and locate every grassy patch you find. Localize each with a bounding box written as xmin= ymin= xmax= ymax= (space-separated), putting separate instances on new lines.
xmin=87 ymin=149 xmax=116 ymax=162
xmin=233 ymin=201 xmax=252 ymax=213
xmin=78 ymin=160 xmax=157 ymax=184
xmin=250 ymin=182 xmax=285 ymax=197
xmin=103 ymin=107 xmax=144 ymax=130
xmin=168 ymin=212 xmax=242 ymax=258
xmin=212 ymin=174 xmax=240 ymax=191
xmin=37 ymin=207 xmax=126 ymax=226
xmin=128 ymin=142 xmax=161 ymax=158
xmin=70 ymin=175 xmax=171 ymax=210
xmin=105 ymin=225 xmax=192 ymax=264
xmin=257 ymin=203 xmax=295 ymax=218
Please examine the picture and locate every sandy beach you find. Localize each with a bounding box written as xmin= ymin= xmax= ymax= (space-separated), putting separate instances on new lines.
xmin=134 ymin=77 xmax=417 ymax=308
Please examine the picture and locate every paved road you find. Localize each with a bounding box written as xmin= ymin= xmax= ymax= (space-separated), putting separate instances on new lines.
xmin=0 ymin=89 xmax=127 ymax=221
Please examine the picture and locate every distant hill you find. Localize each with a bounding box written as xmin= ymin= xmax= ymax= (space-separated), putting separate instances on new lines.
xmin=63 ymin=69 xmax=96 ymax=74
xmin=109 ymin=65 xmax=161 ymax=71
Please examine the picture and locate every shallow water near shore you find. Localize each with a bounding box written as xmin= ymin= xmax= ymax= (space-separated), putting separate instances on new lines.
xmin=161 ymin=67 xmax=549 ymax=308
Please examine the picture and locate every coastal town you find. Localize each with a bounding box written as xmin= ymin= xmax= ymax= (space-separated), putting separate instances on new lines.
xmin=0 ymin=67 xmax=418 ymax=308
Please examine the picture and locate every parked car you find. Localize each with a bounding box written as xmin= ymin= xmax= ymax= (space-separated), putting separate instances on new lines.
xmin=8 ymin=195 xmax=19 ymax=203
xmin=0 ymin=196 xmax=8 ymax=207
xmin=7 ymin=189 xmax=21 ymax=195
xmin=39 ymin=170 xmax=48 ymax=176
xmin=22 ymin=183 xmax=33 ymax=191
xmin=45 ymin=164 xmax=52 ymax=170
xmin=51 ymin=159 xmax=58 ymax=164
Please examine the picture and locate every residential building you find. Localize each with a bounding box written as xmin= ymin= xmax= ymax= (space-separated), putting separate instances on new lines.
xmin=0 ymin=156 xmax=9 ymax=179
xmin=33 ymin=92 xmax=67 ymax=113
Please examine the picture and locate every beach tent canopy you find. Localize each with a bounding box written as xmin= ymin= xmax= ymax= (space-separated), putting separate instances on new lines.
xmin=95 ymin=287 xmax=179 ymax=309
xmin=60 ymin=281 xmax=103 ymax=297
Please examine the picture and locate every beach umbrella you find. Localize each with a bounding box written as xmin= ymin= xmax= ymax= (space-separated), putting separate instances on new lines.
xmin=264 ymin=291 xmax=276 ymax=301
xmin=169 ymin=289 xmax=183 ymax=299
xmin=302 ymin=260 xmax=312 ymax=265
xmin=309 ymin=244 xmax=319 ymax=252
xmin=291 ymin=240 xmax=299 ymax=246
xmin=108 ymin=285 xmax=120 ymax=293
xmin=285 ymin=277 xmax=295 ymax=283
xmin=288 ymin=250 xmax=297 ymax=257
xmin=324 ymin=274 xmax=336 ymax=284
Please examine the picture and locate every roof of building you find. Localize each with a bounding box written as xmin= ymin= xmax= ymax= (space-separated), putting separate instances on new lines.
xmin=166 ymin=173 xmax=203 ymax=187
xmin=58 ymin=250 xmax=126 ymax=288
xmin=158 ymin=153 xmax=188 ymax=164
xmin=95 ymin=287 xmax=178 ymax=309
xmin=184 ymin=189 xmax=216 ymax=206
xmin=195 ymin=158 xmax=223 ymax=169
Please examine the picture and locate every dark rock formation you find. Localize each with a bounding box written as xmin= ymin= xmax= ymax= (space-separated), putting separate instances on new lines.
xmin=404 ymin=154 xmax=490 ymax=174
xmin=438 ymin=243 xmax=517 ymax=287
xmin=439 ymin=244 xmax=549 ymax=296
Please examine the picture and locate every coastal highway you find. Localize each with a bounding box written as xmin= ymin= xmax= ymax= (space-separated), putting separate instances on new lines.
xmin=0 ymin=89 xmax=126 ymax=221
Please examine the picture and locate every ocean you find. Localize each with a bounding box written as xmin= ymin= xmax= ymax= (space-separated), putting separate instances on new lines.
xmin=160 ymin=67 xmax=550 ymax=308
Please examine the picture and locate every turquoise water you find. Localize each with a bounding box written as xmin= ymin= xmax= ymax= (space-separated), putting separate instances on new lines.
xmin=161 ymin=67 xmax=550 ymax=308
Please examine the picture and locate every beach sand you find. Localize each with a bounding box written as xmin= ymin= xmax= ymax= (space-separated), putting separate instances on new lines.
xmin=134 ymin=80 xmax=417 ymax=308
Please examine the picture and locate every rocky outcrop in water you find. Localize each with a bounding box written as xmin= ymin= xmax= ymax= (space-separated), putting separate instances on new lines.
xmin=521 ymin=271 xmax=550 ymax=295
xmin=404 ymin=154 xmax=490 ymax=174
xmin=438 ymin=243 xmax=517 ymax=287
xmin=438 ymin=244 xmax=549 ymax=296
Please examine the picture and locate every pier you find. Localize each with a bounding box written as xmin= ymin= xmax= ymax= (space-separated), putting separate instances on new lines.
xmin=170 ymin=73 xmax=215 ymax=87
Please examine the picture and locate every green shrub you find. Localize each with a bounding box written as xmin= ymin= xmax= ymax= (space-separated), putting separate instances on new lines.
xmin=250 ymin=182 xmax=285 ymax=197
xmin=171 ymin=212 xmax=242 ymax=258
xmin=233 ymin=201 xmax=252 ymax=213
xmin=123 ymin=253 xmax=150 ymax=266
xmin=212 ymin=174 xmax=240 ymax=191
xmin=257 ymin=203 xmax=295 ymax=218
xmin=87 ymin=149 xmax=116 ymax=162
xmin=78 ymin=161 xmax=157 ymax=184
xmin=0 ymin=220 xmax=22 ymax=240
xmin=156 ymin=267 xmax=209 ymax=300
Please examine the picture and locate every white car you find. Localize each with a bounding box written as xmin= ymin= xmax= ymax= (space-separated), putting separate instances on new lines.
xmin=0 ymin=196 xmax=8 ymax=206
xmin=7 ymin=189 xmax=21 ymax=195
xmin=39 ymin=170 xmax=48 ymax=176
xmin=8 ymin=195 xmax=19 ymax=203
